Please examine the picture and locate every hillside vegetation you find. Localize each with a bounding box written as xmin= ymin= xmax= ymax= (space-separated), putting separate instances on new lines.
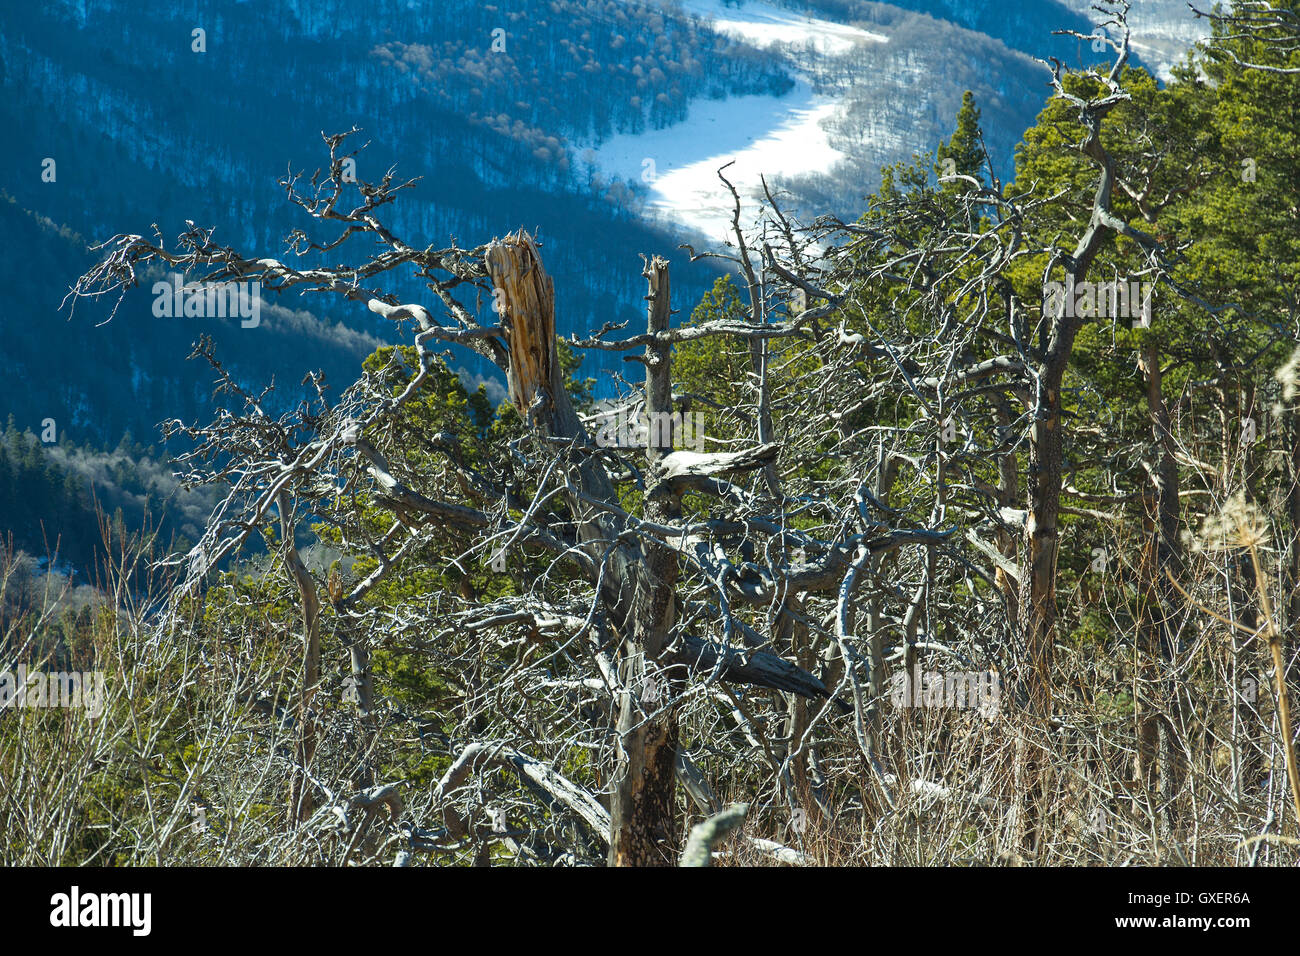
xmin=3 ymin=0 xmax=1300 ymax=867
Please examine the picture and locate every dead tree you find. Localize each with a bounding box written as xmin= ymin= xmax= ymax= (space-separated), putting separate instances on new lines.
xmin=68 ymin=129 xmax=954 ymax=864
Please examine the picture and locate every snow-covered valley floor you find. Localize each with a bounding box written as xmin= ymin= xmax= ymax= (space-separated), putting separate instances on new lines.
xmin=581 ymin=0 xmax=885 ymax=244
xmin=582 ymin=77 xmax=848 ymax=242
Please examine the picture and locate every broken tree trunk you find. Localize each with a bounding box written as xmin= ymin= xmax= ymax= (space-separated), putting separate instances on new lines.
xmin=279 ymin=489 xmax=322 ymax=824
xmin=608 ymin=255 xmax=683 ymax=866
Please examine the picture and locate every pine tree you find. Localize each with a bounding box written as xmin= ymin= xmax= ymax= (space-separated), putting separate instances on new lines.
xmin=936 ymin=90 xmax=985 ymax=184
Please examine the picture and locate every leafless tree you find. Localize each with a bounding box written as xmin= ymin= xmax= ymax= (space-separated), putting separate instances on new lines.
xmin=66 ymin=125 xmax=956 ymax=864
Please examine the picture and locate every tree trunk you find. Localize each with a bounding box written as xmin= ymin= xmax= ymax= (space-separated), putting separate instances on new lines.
xmin=608 ymin=255 xmax=683 ymax=866
xmin=1020 ymin=356 xmax=1071 ymax=716
xmin=280 ymin=490 xmax=322 ymax=824
xmin=1135 ymin=343 xmax=1184 ymax=836
xmin=994 ymin=399 xmax=1020 ymax=629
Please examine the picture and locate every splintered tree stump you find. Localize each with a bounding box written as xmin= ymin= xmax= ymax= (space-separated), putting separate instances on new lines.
xmin=486 ymin=231 xmax=556 ymax=418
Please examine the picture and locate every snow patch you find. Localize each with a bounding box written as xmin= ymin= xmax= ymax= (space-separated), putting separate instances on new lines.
xmin=674 ymin=0 xmax=887 ymax=55
xmin=583 ymin=78 xmax=847 ymax=243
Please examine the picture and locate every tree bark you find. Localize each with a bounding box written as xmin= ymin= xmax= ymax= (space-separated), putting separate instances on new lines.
xmin=279 ymin=490 xmax=322 ymax=824
xmin=608 ymin=256 xmax=684 ymax=866
xmin=1135 ymin=342 xmax=1184 ymax=835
